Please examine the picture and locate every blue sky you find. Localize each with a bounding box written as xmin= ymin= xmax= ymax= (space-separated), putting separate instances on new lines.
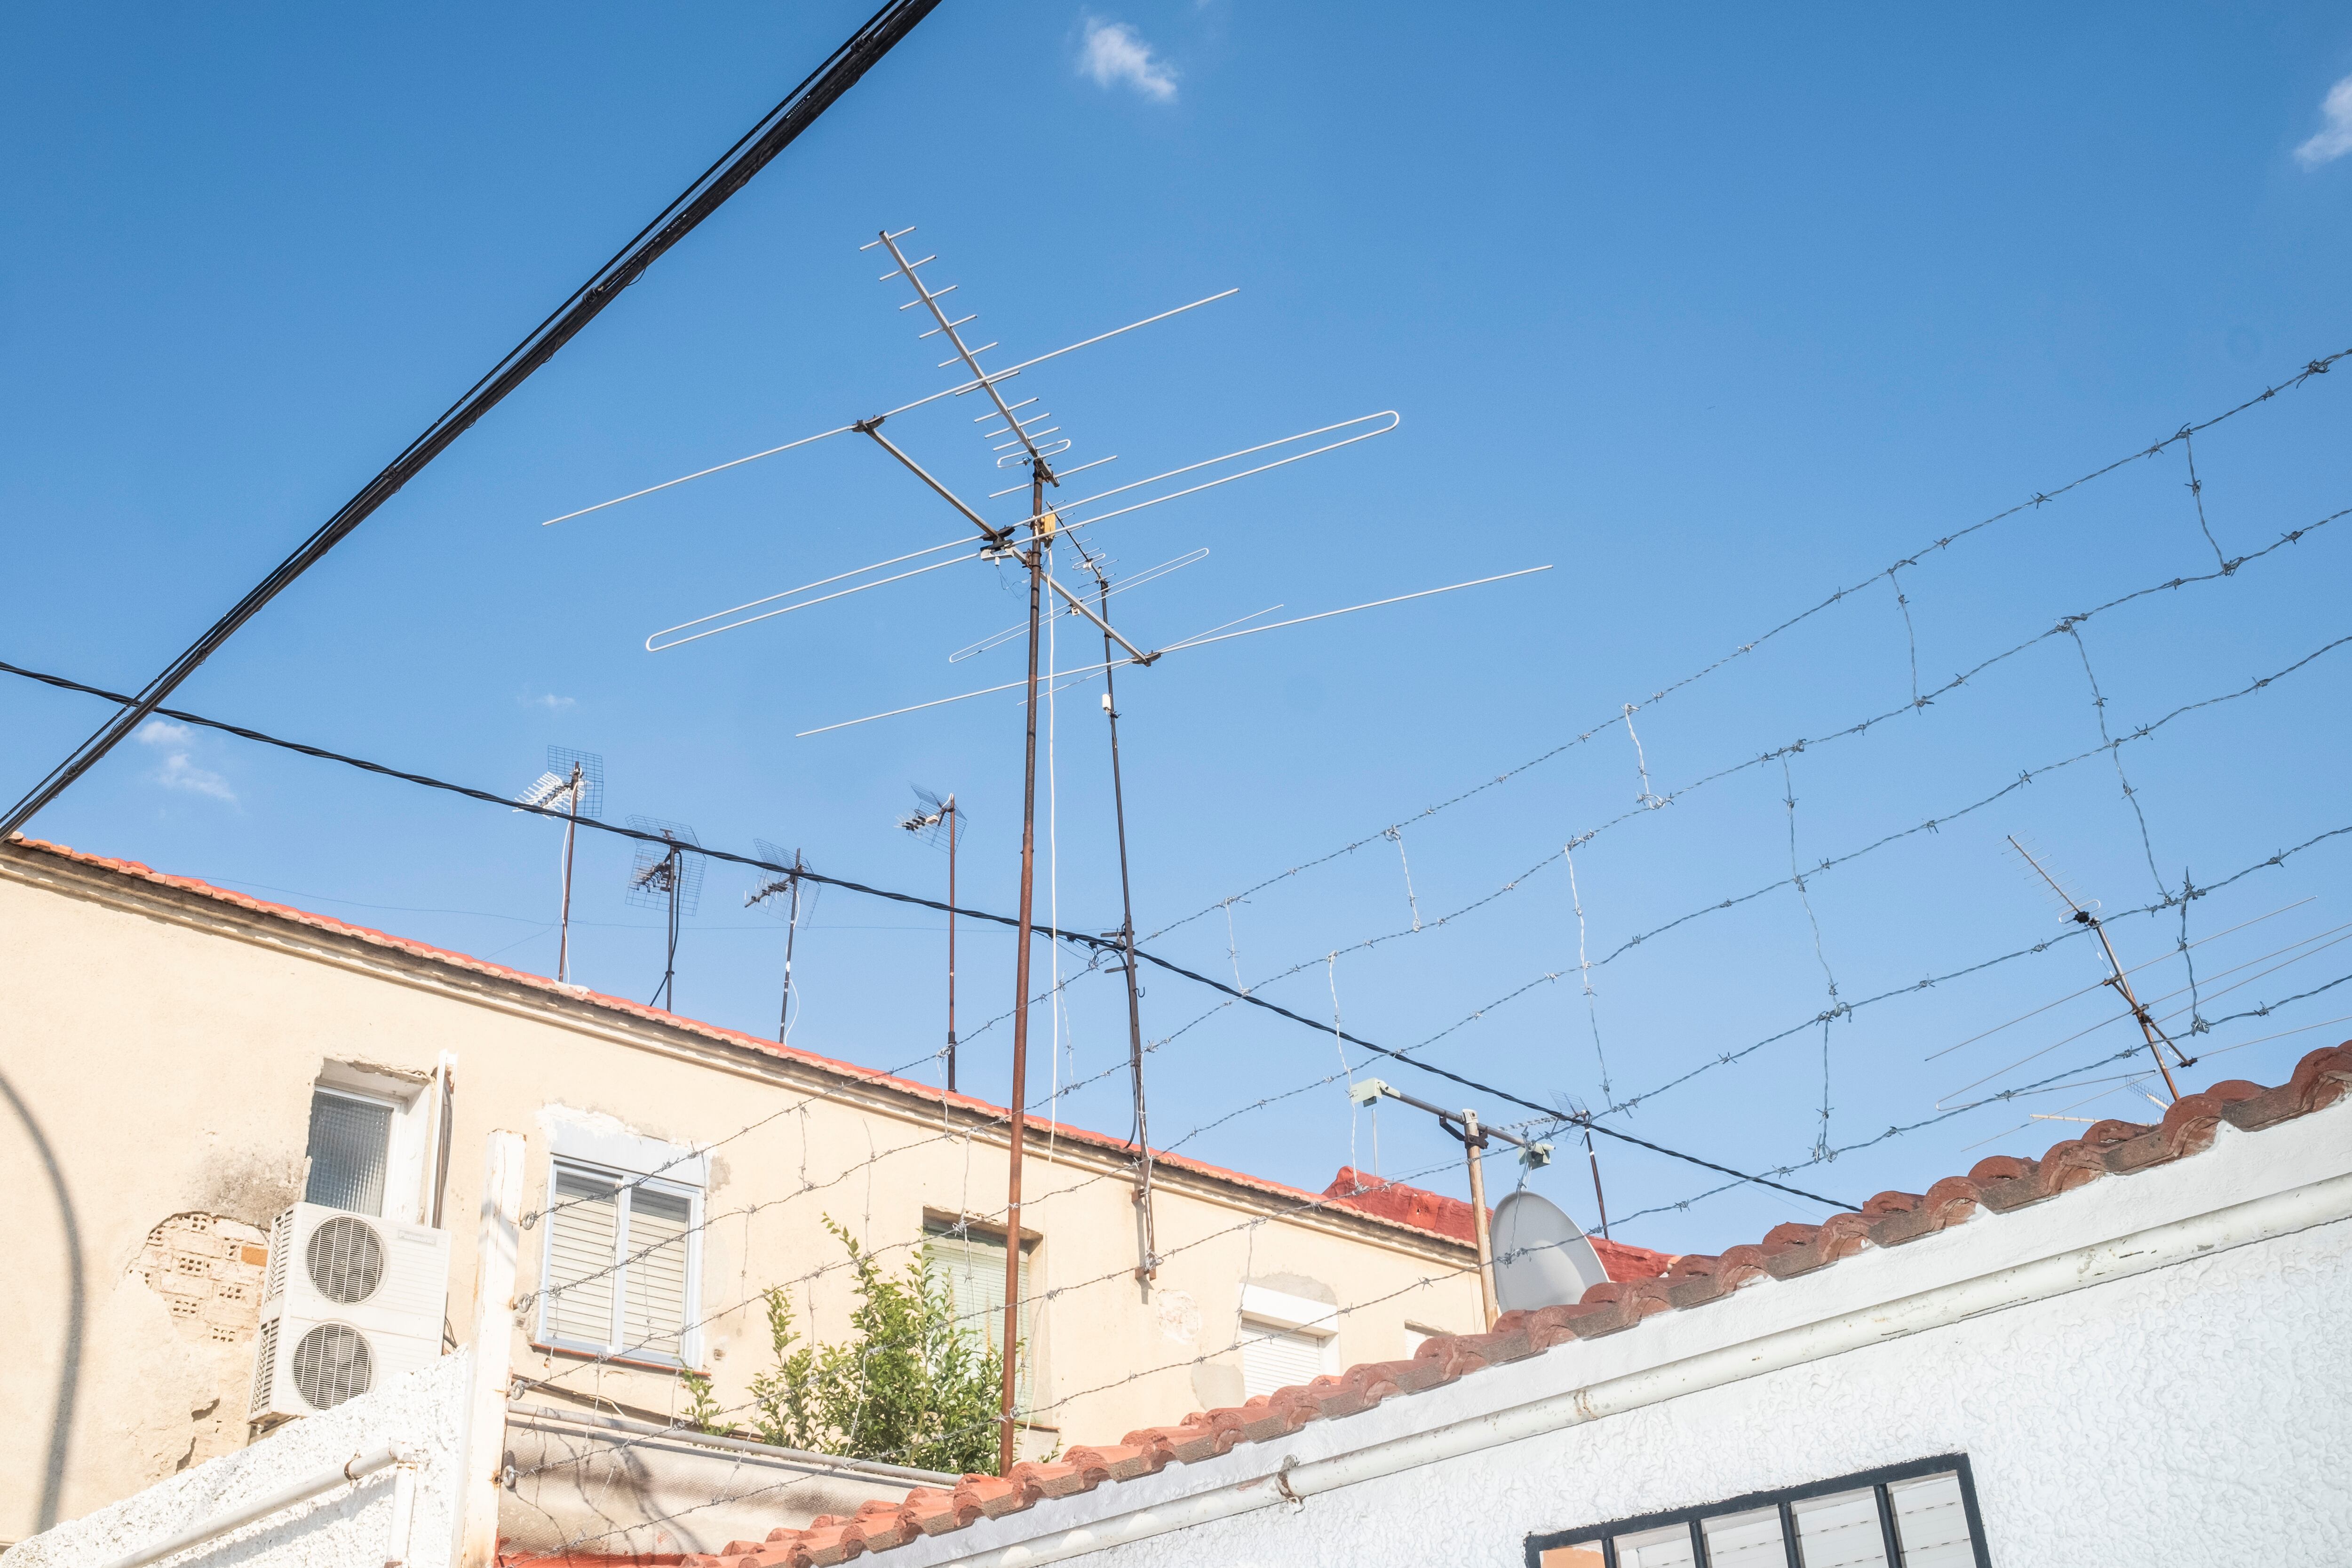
xmin=5 ymin=2 xmax=2350 ymax=1259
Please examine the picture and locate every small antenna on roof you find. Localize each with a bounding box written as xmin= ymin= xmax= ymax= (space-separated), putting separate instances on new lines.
xmin=899 ymin=788 xmax=962 ymax=1091
xmin=625 ymin=816 xmax=701 ymax=1012
xmin=514 ymin=747 xmax=603 ymax=985
xmin=748 ymin=839 xmax=813 ymax=1045
xmin=2005 ymin=835 xmax=2194 ymax=1100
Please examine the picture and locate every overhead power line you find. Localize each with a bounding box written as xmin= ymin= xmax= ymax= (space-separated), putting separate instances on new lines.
xmin=0 ymin=0 xmax=946 ymax=839
xmin=0 ymin=653 xmax=1844 ymax=1210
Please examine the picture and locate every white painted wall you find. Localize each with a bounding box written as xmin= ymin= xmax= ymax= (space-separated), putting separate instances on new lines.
xmin=2 ymin=1351 xmax=469 ymax=1568
xmin=879 ymin=1100 xmax=2352 ymax=1568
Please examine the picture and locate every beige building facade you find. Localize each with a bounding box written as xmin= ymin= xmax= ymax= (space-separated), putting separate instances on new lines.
xmin=0 ymin=836 xmax=1483 ymax=1546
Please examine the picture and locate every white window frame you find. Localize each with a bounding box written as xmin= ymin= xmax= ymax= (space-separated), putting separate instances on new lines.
xmin=534 ymin=1154 xmax=705 ymax=1369
xmin=1237 ymin=1282 xmax=1341 ymax=1387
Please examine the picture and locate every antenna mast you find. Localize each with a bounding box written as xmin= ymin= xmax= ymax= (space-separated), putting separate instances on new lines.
xmin=626 ymin=817 xmax=701 ymax=1012
xmin=2007 ymin=836 xmax=2194 ymax=1101
xmin=515 ymin=747 xmax=603 ymax=987
xmin=898 ymin=792 xmax=963 ymax=1089
xmin=1091 ymin=566 xmax=1158 ymax=1290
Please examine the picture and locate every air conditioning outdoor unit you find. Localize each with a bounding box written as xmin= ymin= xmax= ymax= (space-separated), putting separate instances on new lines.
xmin=249 ymin=1202 xmax=450 ymax=1424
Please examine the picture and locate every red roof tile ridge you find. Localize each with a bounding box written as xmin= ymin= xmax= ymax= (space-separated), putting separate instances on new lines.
xmin=650 ymin=1043 xmax=2352 ymax=1568
xmin=4 ymin=835 xmax=1469 ymax=1243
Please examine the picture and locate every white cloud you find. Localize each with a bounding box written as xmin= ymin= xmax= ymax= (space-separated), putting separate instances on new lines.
xmin=2295 ymin=74 xmax=2352 ymax=168
xmin=157 ymin=753 xmax=237 ymax=802
xmin=1081 ymin=19 xmax=1177 ymax=103
xmin=530 ymin=692 xmax=578 ymax=712
xmin=135 ymin=717 xmax=235 ymax=801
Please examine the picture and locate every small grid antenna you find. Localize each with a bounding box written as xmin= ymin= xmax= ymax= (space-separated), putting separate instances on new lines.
xmin=625 ymin=815 xmax=702 ymax=1012
xmin=514 ymin=746 xmax=604 ymax=985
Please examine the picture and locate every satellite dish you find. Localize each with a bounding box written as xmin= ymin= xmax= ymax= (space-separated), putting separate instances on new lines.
xmin=1491 ymin=1190 xmax=1610 ymax=1312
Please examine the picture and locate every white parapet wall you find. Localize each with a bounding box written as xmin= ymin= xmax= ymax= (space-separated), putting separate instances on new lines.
xmin=2 ymin=1349 xmax=469 ymax=1568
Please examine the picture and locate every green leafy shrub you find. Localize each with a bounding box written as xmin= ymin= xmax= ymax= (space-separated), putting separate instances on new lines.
xmin=737 ymin=1218 xmax=1007 ymax=1476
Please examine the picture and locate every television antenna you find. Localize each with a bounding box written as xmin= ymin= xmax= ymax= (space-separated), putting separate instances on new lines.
xmin=898 ymin=789 xmax=964 ymax=1090
xmin=1349 ymin=1078 xmax=1552 ymax=1330
xmin=624 ymin=816 xmax=702 ymax=1012
xmin=513 ymin=747 xmax=604 ymax=985
xmin=748 ymin=838 xmax=813 ymax=1045
xmin=561 ymin=223 xmax=1549 ymax=1473
xmin=2006 ymin=836 xmax=2196 ymax=1100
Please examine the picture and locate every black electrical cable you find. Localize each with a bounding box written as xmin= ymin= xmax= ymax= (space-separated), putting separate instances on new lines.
xmin=0 ymin=653 xmax=1852 ymax=1211
xmin=0 ymin=0 xmax=946 ymax=840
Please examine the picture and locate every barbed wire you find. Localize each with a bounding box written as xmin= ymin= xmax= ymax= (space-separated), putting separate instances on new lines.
xmin=1141 ymin=352 xmax=2349 ymax=947
xmin=1139 ymin=505 xmax=2348 ymax=1024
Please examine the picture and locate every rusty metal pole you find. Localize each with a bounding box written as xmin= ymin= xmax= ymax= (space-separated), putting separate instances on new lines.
xmin=1462 ymin=1110 xmax=1497 ymax=1329
xmin=998 ymin=464 xmax=1049 ymax=1476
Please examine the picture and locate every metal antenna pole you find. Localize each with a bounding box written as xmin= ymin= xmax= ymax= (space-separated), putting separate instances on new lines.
xmin=779 ymin=851 xmax=804 ymax=1044
xmin=1583 ymin=1125 xmax=1610 ymax=1241
xmin=1462 ymin=1108 xmax=1498 ymax=1330
xmin=2007 ymin=836 xmax=2192 ymax=1100
xmin=1097 ymin=573 xmax=1158 ymax=1289
xmin=999 ymin=459 xmax=1052 ymax=1476
xmin=556 ymin=762 xmax=582 ymax=985
xmin=655 ymin=845 xmax=682 ymax=1011
xmin=946 ymin=796 xmax=959 ymax=1093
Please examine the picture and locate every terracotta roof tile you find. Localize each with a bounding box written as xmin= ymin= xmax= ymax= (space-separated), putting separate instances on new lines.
xmin=1320 ymin=1166 xmax=1676 ymax=1279
xmin=644 ymin=1042 xmax=2352 ymax=1568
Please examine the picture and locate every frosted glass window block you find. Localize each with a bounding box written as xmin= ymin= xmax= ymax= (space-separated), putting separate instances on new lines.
xmin=1889 ymin=1472 xmax=1974 ymax=1568
xmin=1613 ymin=1522 xmax=1698 ymax=1568
xmin=1702 ymin=1506 xmax=1789 ymax=1567
xmin=1792 ymin=1488 xmax=1889 ymax=1568
xmin=304 ymin=1091 xmax=392 ymax=1217
xmin=1537 ymin=1546 xmax=1606 ymax=1568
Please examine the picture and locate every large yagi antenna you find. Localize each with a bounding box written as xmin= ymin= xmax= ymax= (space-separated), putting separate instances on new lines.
xmin=625 ymin=815 xmax=701 ymax=1012
xmin=514 ymin=746 xmax=604 ymax=985
xmin=564 ymin=221 xmax=1550 ymax=1474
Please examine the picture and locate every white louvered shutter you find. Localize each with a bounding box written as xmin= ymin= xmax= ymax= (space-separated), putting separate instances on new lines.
xmin=621 ymin=1186 xmax=692 ymax=1363
xmin=544 ymin=1167 xmax=620 ymax=1349
xmin=1241 ymin=1323 xmax=1326 ymax=1398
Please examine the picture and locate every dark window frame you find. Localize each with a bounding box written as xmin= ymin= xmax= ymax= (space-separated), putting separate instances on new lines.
xmin=1523 ymin=1453 xmax=1992 ymax=1568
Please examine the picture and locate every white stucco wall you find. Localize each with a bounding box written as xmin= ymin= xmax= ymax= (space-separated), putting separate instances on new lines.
xmin=880 ymin=1098 xmax=2352 ymax=1568
xmin=2 ymin=1350 xmax=468 ymax=1568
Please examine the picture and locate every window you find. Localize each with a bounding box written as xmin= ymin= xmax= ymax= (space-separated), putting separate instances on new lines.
xmin=923 ymin=1220 xmax=1034 ymax=1353
xmin=305 ymin=1089 xmax=394 ymax=1216
xmin=537 ymin=1160 xmax=700 ymax=1366
xmin=1236 ymin=1282 xmax=1337 ymax=1398
xmin=1527 ymin=1457 xmax=1990 ymax=1568
xmin=1242 ymin=1323 xmax=1328 ymax=1398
